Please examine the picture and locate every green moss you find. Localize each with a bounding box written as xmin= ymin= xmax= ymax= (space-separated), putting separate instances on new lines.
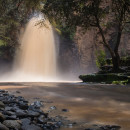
xmin=79 ymin=74 xmax=129 ymax=84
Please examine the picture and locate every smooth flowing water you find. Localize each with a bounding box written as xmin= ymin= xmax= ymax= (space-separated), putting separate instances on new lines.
xmin=14 ymin=17 xmax=57 ymax=78
xmin=0 ymin=16 xmax=59 ymax=82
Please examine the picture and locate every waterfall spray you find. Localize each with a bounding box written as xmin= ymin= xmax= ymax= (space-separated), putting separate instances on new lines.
xmin=14 ymin=16 xmax=57 ymax=78
xmin=0 ymin=15 xmax=58 ymax=82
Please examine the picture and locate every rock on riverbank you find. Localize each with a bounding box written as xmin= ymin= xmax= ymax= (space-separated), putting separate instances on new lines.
xmin=0 ymin=89 xmax=121 ymax=130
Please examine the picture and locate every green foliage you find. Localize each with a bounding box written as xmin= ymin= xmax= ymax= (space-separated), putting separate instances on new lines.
xmin=96 ymin=50 xmax=106 ymax=68
xmin=106 ymin=56 xmax=130 ymax=66
xmin=106 ymin=58 xmax=112 ymax=65
xmin=43 ymin=0 xmax=130 ymax=71
xmin=112 ymin=80 xmax=128 ymax=85
xmin=57 ymin=25 xmax=76 ymax=40
xmin=0 ymin=0 xmax=43 ymax=59
xmin=0 ymin=40 xmax=7 ymax=46
xmin=120 ymin=57 xmax=130 ymax=66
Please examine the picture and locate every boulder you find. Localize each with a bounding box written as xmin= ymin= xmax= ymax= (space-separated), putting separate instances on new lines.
xmin=0 ymin=101 xmax=5 ymax=108
xmin=0 ymin=122 xmax=9 ymax=130
xmin=16 ymin=110 xmax=28 ymax=118
xmin=38 ymin=115 xmax=47 ymax=124
xmin=28 ymin=110 xmax=40 ymax=117
xmin=3 ymin=120 xmax=21 ymax=129
xmin=0 ymin=112 xmax=5 ymax=122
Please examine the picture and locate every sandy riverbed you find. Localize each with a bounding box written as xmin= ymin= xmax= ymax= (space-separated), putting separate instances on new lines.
xmin=0 ymin=82 xmax=130 ymax=130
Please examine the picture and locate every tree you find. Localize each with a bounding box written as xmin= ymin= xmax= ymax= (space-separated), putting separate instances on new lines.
xmin=43 ymin=0 xmax=130 ymax=72
xmin=0 ymin=0 xmax=42 ymax=59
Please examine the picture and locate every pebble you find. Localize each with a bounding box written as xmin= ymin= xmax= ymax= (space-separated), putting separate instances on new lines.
xmin=62 ymin=109 xmax=68 ymax=112
xmin=50 ymin=106 xmax=56 ymax=110
xmin=16 ymin=91 xmax=21 ymax=93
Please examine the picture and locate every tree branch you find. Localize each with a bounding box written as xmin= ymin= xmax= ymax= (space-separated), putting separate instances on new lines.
xmin=114 ymin=2 xmax=126 ymax=53
xmin=95 ymin=16 xmax=115 ymax=57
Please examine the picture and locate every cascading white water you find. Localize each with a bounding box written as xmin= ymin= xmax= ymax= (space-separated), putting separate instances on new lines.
xmin=0 ymin=15 xmax=80 ymax=82
xmin=14 ymin=17 xmax=57 ymax=78
xmin=0 ymin=16 xmax=59 ymax=82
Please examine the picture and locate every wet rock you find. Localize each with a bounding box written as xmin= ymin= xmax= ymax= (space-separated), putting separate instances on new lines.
xmin=3 ymin=120 xmax=21 ymax=129
xmin=38 ymin=115 xmax=47 ymax=124
xmin=56 ymin=121 xmax=63 ymax=127
xmin=16 ymin=91 xmax=21 ymax=93
xmin=5 ymin=115 xmax=17 ymax=120
xmin=50 ymin=106 xmax=56 ymax=110
xmin=5 ymin=107 xmax=12 ymax=111
xmin=3 ymin=93 xmax=9 ymax=96
xmin=62 ymin=109 xmax=68 ymax=112
xmin=16 ymin=110 xmax=27 ymax=118
xmin=0 ymin=122 xmax=9 ymax=130
xmin=21 ymin=118 xmax=31 ymax=125
xmin=0 ymin=97 xmax=5 ymax=101
xmin=68 ymin=123 xmax=73 ymax=127
xmin=10 ymin=106 xmax=19 ymax=112
xmin=100 ymin=125 xmax=121 ymax=130
xmin=0 ymin=112 xmax=5 ymax=122
xmin=43 ymin=123 xmax=57 ymax=130
xmin=28 ymin=110 xmax=40 ymax=117
xmin=3 ymin=98 xmax=17 ymax=104
xmin=21 ymin=118 xmax=31 ymax=129
xmin=0 ymin=90 xmax=6 ymax=93
xmin=22 ymin=124 xmax=42 ymax=130
xmin=19 ymin=102 xmax=28 ymax=110
xmin=31 ymin=101 xmax=43 ymax=109
xmin=17 ymin=96 xmax=24 ymax=101
xmin=0 ymin=101 xmax=5 ymax=108
xmin=0 ymin=89 xmax=122 ymax=130
xmin=3 ymin=111 xmax=15 ymax=116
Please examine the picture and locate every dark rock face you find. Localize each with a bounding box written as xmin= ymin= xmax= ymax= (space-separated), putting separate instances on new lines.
xmin=55 ymin=33 xmax=80 ymax=76
xmin=75 ymin=28 xmax=99 ymax=74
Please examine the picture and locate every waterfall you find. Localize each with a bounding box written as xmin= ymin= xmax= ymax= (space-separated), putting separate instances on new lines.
xmin=0 ymin=15 xmax=79 ymax=82
xmin=14 ymin=16 xmax=57 ymax=79
xmin=0 ymin=16 xmax=58 ymax=82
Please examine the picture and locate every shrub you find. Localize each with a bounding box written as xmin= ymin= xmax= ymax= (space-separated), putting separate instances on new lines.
xmin=96 ymin=50 xmax=106 ymax=68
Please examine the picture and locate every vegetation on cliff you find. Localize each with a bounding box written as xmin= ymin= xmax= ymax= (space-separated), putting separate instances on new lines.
xmin=43 ymin=0 xmax=130 ymax=72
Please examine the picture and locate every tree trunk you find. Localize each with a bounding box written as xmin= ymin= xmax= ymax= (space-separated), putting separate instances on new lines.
xmin=112 ymin=53 xmax=120 ymax=72
xmin=95 ymin=15 xmax=122 ymax=72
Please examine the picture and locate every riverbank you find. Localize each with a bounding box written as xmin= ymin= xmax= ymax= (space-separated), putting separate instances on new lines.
xmin=0 ymin=82 xmax=130 ymax=129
